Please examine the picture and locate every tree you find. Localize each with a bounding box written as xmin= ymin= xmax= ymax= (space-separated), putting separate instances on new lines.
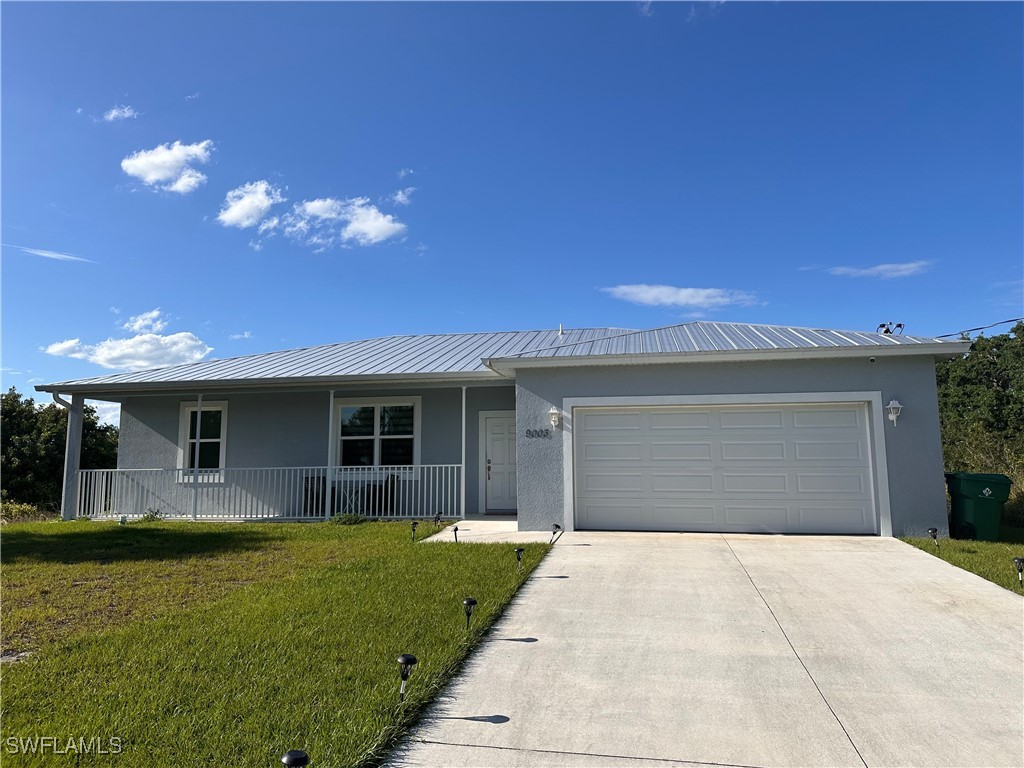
xmin=935 ymin=322 xmax=1023 ymax=522
xmin=1 ymin=388 xmax=118 ymax=511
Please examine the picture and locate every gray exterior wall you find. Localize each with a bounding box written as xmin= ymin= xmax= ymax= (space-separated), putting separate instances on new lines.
xmin=117 ymin=384 xmax=514 ymax=515
xmin=514 ymin=356 xmax=947 ymax=537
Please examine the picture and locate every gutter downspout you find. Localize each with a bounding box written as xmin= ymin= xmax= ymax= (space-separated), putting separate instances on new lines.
xmin=191 ymin=393 xmax=202 ymax=521
xmin=52 ymin=393 xmax=85 ymax=521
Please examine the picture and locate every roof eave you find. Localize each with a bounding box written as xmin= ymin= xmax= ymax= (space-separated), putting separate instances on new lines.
xmin=33 ymin=369 xmax=504 ymax=397
xmin=484 ymin=340 xmax=970 ymax=375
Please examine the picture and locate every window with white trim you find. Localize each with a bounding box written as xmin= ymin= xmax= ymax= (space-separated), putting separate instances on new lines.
xmin=336 ymin=398 xmax=420 ymax=467
xmin=178 ymin=402 xmax=228 ymax=471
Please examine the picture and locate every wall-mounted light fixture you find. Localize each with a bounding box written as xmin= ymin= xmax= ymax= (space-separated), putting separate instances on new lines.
xmin=886 ymin=399 xmax=903 ymax=425
xmin=548 ymin=406 xmax=561 ymax=429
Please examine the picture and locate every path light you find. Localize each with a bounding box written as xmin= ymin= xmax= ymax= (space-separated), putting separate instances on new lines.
xmin=411 ymin=521 xmax=419 ymax=542
xmin=397 ymin=653 xmax=418 ymax=701
xmin=453 ymin=525 xmax=458 ymax=543
xmin=928 ymin=528 xmax=938 ymax=548
xmin=1014 ymin=558 xmax=1024 ymax=587
xmin=118 ymin=515 xmax=127 ymax=526
xmin=463 ymin=597 xmax=477 ymax=632
xmin=281 ymin=750 xmax=309 ymax=767
xmin=515 ymin=547 xmax=524 ymax=573
xmin=433 ymin=511 xmax=442 ymax=527
xmin=550 ymin=524 xmax=562 ymax=544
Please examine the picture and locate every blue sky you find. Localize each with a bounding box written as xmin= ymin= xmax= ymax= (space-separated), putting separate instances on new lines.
xmin=3 ymin=2 xmax=1021 ymax=422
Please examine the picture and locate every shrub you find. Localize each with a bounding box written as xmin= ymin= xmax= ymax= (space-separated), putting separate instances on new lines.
xmin=0 ymin=501 xmax=57 ymax=525
xmin=330 ymin=512 xmax=367 ymax=525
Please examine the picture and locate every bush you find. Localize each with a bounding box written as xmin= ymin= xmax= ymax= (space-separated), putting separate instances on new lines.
xmin=330 ymin=512 xmax=367 ymax=525
xmin=1 ymin=501 xmax=57 ymax=525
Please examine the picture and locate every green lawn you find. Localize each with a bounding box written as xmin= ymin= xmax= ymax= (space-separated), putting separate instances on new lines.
xmin=902 ymin=530 xmax=1024 ymax=593
xmin=0 ymin=520 xmax=550 ymax=766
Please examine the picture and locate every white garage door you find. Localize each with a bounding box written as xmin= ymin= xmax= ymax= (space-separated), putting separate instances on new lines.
xmin=573 ymin=403 xmax=877 ymax=534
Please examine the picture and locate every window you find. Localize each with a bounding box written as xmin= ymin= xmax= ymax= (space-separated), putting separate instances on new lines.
xmin=336 ymin=398 xmax=420 ymax=467
xmin=178 ymin=401 xmax=228 ymax=472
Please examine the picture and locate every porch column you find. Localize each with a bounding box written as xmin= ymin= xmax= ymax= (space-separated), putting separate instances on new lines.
xmin=59 ymin=393 xmax=85 ymax=521
xmin=460 ymin=385 xmax=467 ymax=519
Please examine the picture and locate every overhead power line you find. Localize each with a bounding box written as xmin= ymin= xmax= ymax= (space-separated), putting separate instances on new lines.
xmin=936 ymin=317 xmax=1024 ymax=338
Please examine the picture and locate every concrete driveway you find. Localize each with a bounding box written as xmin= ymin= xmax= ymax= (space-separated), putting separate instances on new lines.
xmin=389 ymin=533 xmax=1024 ymax=768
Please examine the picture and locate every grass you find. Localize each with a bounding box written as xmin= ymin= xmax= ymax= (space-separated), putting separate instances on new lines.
xmin=902 ymin=530 xmax=1024 ymax=593
xmin=0 ymin=520 xmax=550 ymax=766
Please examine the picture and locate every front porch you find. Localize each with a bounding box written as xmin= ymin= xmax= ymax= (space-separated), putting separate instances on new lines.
xmin=75 ymin=464 xmax=464 ymax=521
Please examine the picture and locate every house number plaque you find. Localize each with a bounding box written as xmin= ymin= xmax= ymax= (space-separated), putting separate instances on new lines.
xmin=524 ymin=429 xmax=552 ymax=438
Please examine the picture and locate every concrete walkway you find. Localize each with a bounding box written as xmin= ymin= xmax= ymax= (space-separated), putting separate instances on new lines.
xmin=389 ymin=533 xmax=1024 ymax=768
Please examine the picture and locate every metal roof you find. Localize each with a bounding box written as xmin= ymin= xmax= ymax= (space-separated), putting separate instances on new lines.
xmin=37 ymin=322 xmax=968 ymax=394
xmin=492 ymin=321 xmax=959 ymax=358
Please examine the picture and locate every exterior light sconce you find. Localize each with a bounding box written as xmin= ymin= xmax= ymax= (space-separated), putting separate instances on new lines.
xmin=281 ymin=750 xmax=310 ymax=767
xmin=1014 ymin=558 xmax=1024 ymax=588
xmin=886 ymin=399 xmax=903 ymax=425
xmin=515 ymin=547 xmax=524 ymax=573
xmin=548 ymin=407 xmax=561 ymax=429
xmin=463 ymin=597 xmax=477 ymax=632
xmin=397 ymin=653 xmax=418 ymax=701
xmin=927 ymin=528 xmax=938 ymax=548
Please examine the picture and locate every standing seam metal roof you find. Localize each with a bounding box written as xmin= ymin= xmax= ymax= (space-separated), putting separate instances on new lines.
xmin=37 ymin=322 xmax=965 ymax=391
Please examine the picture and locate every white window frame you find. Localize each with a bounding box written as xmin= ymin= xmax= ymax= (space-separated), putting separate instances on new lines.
xmin=333 ymin=397 xmax=422 ymax=470
xmin=177 ymin=401 xmax=229 ymax=481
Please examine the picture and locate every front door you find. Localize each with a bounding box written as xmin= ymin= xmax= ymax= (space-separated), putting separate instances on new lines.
xmin=484 ymin=415 xmax=517 ymax=511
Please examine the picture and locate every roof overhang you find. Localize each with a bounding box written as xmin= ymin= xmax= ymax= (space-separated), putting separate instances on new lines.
xmin=483 ymin=340 xmax=970 ymax=376
xmin=34 ymin=370 xmax=506 ymax=399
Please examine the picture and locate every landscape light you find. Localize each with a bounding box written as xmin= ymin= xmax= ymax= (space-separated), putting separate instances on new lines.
xmin=515 ymin=547 xmax=524 ymax=573
xmin=550 ymin=524 xmax=562 ymax=544
xmin=1014 ymin=558 xmax=1024 ymax=587
xmin=119 ymin=515 xmax=127 ymax=526
xmin=927 ymin=528 xmax=938 ymax=548
xmin=411 ymin=521 xmax=419 ymax=542
xmin=463 ymin=597 xmax=477 ymax=632
xmin=397 ymin=653 xmax=418 ymax=701
xmin=433 ymin=511 xmax=442 ymax=527
xmin=281 ymin=750 xmax=309 ymax=767
xmin=453 ymin=525 xmax=458 ymax=543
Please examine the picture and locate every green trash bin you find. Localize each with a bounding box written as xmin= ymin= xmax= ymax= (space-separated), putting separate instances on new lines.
xmin=944 ymin=472 xmax=1012 ymax=541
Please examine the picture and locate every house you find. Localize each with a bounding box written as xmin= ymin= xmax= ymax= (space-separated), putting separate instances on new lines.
xmin=36 ymin=322 xmax=968 ymax=536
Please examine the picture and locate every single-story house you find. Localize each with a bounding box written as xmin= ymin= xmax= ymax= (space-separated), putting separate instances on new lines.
xmin=36 ymin=321 xmax=968 ymax=536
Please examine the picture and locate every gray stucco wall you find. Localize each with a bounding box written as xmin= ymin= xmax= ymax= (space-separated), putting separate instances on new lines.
xmin=514 ymin=356 xmax=947 ymax=537
xmin=118 ymin=384 xmax=515 ymax=515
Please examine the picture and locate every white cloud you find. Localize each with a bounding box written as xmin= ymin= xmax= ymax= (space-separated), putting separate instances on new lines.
xmin=87 ymin=400 xmax=121 ymax=427
xmin=217 ymin=180 xmax=286 ymax=228
xmin=602 ymin=284 xmax=757 ymax=309
xmin=6 ymin=244 xmax=92 ymax=263
xmin=44 ymin=333 xmax=212 ymax=371
xmin=76 ymin=107 xmax=83 ymax=115
xmin=257 ymin=216 xmax=279 ymax=234
xmin=185 ymin=92 xmax=200 ymax=101
xmin=229 ymin=331 xmax=253 ymax=340
xmin=281 ymin=197 xmax=406 ymax=249
xmin=397 ymin=168 xmax=415 ymax=179
xmin=391 ymin=187 xmax=416 ymax=205
xmin=120 ymin=140 xmax=213 ymax=194
xmin=637 ymin=1 xmax=654 ymax=17
xmin=122 ymin=308 xmax=167 ymax=333
xmin=828 ymin=261 xmax=931 ymax=279
xmin=103 ymin=104 xmax=138 ymax=122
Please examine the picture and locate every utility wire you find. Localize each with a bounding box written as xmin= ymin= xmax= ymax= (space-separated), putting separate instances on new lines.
xmin=936 ymin=317 xmax=1023 ymax=338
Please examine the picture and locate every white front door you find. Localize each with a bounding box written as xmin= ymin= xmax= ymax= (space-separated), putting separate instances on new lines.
xmin=484 ymin=415 xmax=517 ymax=511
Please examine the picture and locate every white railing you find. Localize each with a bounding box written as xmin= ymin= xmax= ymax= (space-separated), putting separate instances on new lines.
xmin=75 ymin=465 xmax=463 ymax=521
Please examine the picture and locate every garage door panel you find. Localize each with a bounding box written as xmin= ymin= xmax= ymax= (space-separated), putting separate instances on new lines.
xmin=650 ymin=472 xmax=715 ymax=493
xmin=719 ymin=409 xmax=785 ymax=429
xmin=792 ymin=407 xmax=861 ymax=429
xmin=651 ymin=442 xmax=713 ymax=461
xmin=720 ymin=441 xmax=787 ymax=461
xmin=794 ymin=440 xmax=864 ymax=461
xmin=722 ymin=473 xmax=789 ymax=493
xmin=574 ymin=402 xmax=877 ymax=534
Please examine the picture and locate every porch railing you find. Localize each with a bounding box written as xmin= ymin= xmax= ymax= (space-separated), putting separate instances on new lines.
xmin=75 ymin=465 xmax=463 ymax=521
